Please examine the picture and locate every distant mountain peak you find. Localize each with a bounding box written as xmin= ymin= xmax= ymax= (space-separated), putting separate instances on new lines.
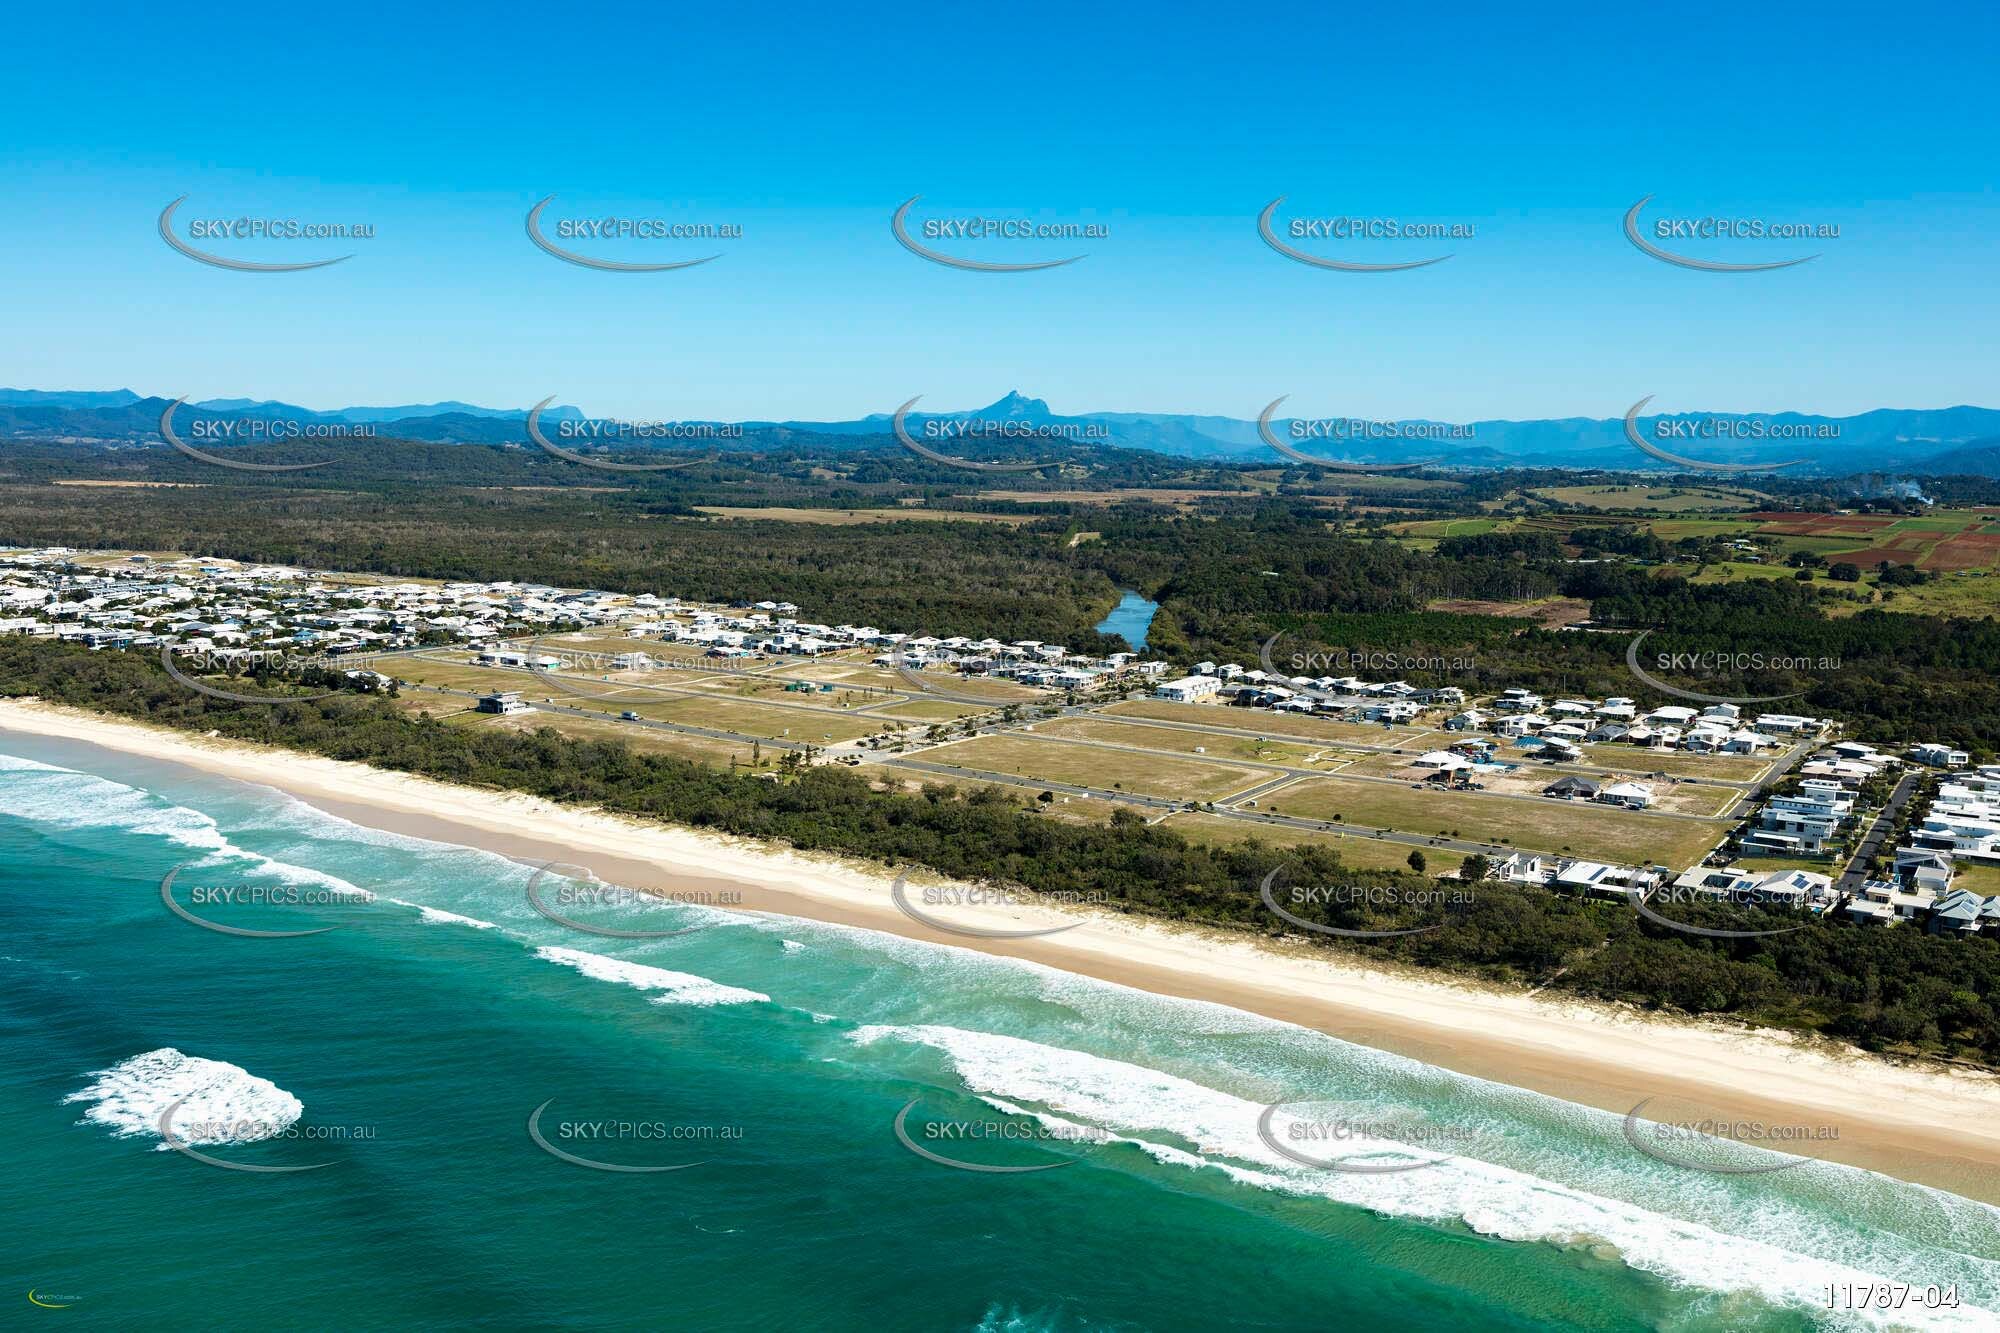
xmin=977 ymin=390 xmax=1051 ymax=421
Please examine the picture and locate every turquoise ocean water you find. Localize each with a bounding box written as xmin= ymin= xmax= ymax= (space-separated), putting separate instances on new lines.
xmin=2 ymin=732 xmax=1996 ymax=1331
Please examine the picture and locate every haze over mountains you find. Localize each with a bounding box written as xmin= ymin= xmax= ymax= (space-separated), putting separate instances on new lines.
xmin=3 ymin=387 xmax=1997 ymax=477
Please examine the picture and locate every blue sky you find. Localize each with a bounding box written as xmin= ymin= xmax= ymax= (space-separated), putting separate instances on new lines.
xmin=5 ymin=0 xmax=1995 ymax=424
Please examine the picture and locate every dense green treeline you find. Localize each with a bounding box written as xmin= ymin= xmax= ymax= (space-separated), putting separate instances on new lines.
xmin=0 ymin=637 xmax=1993 ymax=1066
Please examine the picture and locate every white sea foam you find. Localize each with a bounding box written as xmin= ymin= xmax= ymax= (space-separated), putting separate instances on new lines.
xmin=388 ymin=899 xmax=498 ymax=930
xmin=534 ymin=945 xmax=768 ymax=1006
xmin=0 ymin=754 xmax=371 ymax=901
xmin=781 ymin=940 xmax=806 ymax=953
xmin=855 ymin=1024 xmax=2000 ymax=1329
xmin=65 ymin=1048 xmax=303 ymax=1150
xmin=0 ymin=755 xmax=228 ymax=852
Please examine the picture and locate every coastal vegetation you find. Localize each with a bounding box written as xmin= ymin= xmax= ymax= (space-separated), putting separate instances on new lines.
xmin=3 ymin=635 xmax=1994 ymax=1068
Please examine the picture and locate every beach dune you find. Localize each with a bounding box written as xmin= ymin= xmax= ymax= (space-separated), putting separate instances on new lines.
xmin=5 ymin=697 xmax=1999 ymax=1203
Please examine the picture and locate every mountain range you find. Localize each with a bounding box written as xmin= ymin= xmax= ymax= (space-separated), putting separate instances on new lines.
xmin=4 ymin=387 xmax=1998 ymax=477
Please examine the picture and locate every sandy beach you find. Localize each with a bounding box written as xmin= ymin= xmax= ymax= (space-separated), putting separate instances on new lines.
xmin=6 ymin=697 xmax=1999 ymax=1203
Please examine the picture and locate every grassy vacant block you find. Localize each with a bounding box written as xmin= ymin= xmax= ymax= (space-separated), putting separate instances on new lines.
xmin=1577 ymin=745 xmax=1773 ymax=783
xmin=648 ymin=696 xmax=885 ymax=743
xmin=1341 ymin=751 xmax=1741 ymax=816
xmin=1160 ymin=813 xmax=1468 ymax=876
xmin=869 ymin=699 xmax=995 ymax=723
xmin=1255 ymin=775 xmax=1733 ymax=866
xmin=467 ymin=710 xmax=771 ymax=768
xmin=1102 ymin=698 xmax=1433 ymax=746
xmin=872 ymin=773 xmax=1128 ymax=825
xmin=927 ymin=733 xmax=1268 ymax=803
xmin=1031 ymin=716 xmax=1340 ymax=768
xmin=899 ymin=672 xmax=1047 ymax=703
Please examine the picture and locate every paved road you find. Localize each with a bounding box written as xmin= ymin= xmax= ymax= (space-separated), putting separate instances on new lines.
xmin=1837 ymin=771 xmax=1922 ymax=893
xmin=407 ymin=650 xmax=914 ymax=723
xmin=895 ymin=665 xmax=1041 ymax=708
xmin=401 ymin=683 xmax=830 ymax=754
xmin=397 ymin=651 xmax=1769 ymax=867
xmin=1010 ymin=727 xmax=1740 ymax=825
xmin=1062 ymin=706 xmax=1777 ymax=800
xmin=862 ymin=754 xmax=1511 ymax=858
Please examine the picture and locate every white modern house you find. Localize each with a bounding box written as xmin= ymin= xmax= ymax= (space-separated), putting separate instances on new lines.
xmin=1597 ymin=781 xmax=1655 ymax=810
xmin=1155 ymin=675 xmax=1221 ymax=704
xmin=1912 ymin=742 xmax=1972 ymax=768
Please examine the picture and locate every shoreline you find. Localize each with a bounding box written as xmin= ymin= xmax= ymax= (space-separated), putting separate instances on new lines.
xmin=5 ymin=698 xmax=2000 ymax=1204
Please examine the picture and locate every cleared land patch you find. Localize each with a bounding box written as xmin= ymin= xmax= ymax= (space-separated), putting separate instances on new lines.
xmin=927 ymin=733 xmax=1269 ymax=803
xmin=1250 ymin=775 xmax=1734 ymax=866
